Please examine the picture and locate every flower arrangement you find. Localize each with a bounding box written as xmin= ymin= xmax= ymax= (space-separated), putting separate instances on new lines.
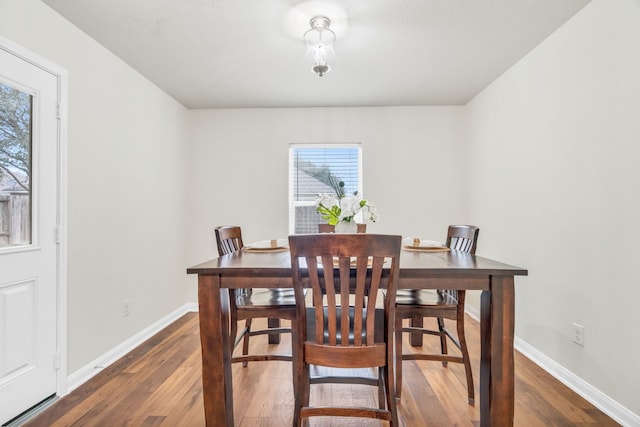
xmin=315 ymin=179 xmax=378 ymax=225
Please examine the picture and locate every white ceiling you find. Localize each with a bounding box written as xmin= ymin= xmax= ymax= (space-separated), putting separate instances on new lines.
xmin=42 ymin=0 xmax=590 ymax=109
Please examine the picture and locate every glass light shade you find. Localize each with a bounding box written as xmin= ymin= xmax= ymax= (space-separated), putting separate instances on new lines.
xmin=303 ymin=17 xmax=335 ymax=49
xmin=303 ymin=16 xmax=335 ymax=77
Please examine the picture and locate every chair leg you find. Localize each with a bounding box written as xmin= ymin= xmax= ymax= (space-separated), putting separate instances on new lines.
xmin=291 ymin=311 xmax=306 ymax=427
xmin=383 ymin=366 xmax=399 ymax=427
xmin=377 ymin=368 xmax=386 ymax=410
xmin=230 ymin=317 xmax=238 ymax=354
xmin=457 ymin=314 xmax=475 ymax=404
xmin=291 ymin=328 xmax=302 ymax=427
xmin=302 ymin=363 xmax=310 ymax=407
xmin=409 ymin=315 xmax=423 ymax=346
xmin=268 ymin=318 xmax=281 ymax=344
xmin=293 ymin=363 xmax=310 ymax=427
xmin=395 ymin=314 xmax=404 ymax=400
xmin=242 ymin=318 xmax=252 ymax=368
xmin=229 ymin=290 xmax=239 ymax=353
xmin=292 ymin=400 xmax=300 ymax=427
xmin=437 ymin=317 xmax=448 ymax=367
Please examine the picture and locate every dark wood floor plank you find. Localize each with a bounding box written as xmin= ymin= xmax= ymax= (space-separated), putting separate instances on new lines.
xmin=25 ymin=312 xmax=620 ymax=427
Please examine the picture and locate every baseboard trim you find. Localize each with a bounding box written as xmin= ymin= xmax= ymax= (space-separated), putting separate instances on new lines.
xmin=465 ymin=305 xmax=638 ymax=426
xmin=65 ymin=302 xmax=198 ymax=393
xmin=465 ymin=304 xmax=480 ymax=322
xmin=515 ymin=337 xmax=639 ymax=427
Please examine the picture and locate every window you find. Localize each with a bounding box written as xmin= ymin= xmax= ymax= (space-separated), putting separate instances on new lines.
xmin=0 ymin=83 xmax=32 ymax=248
xmin=289 ymin=143 xmax=362 ymax=234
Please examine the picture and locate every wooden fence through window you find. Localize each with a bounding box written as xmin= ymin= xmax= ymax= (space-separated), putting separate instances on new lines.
xmin=0 ymin=191 xmax=30 ymax=247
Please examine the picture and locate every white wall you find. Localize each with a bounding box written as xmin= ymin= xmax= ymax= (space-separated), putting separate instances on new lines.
xmin=3 ymin=0 xmax=637 ymax=421
xmin=466 ymin=0 xmax=640 ymax=416
xmin=0 ymin=0 xmax=191 ymax=373
xmin=185 ymin=106 xmax=468 ymax=299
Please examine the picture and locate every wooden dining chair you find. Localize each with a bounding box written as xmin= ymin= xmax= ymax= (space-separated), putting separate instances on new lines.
xmin=289 ymin=233 xmax=402 ymax=426
xmin=214 ymin=225 xmax=296 ymax=366
xmin=394 ymin=225 xmax=479 ymax=404
xmin=317 ymin=223 xmax=367 ymax=233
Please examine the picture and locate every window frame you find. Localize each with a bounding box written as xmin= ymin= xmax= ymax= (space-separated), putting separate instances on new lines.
xmin=288 ymin=143 xmax=363 ymax=234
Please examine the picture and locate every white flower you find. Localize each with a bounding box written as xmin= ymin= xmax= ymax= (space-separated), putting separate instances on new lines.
xmin=339 ymin=195 xmax=363 ymax=219
xmin=315 ymin=180 xmax=378 ymax=225
xmin=315 ymin=193 xmax=339 ymax=209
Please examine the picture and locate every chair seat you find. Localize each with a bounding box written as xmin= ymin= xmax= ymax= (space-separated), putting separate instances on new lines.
xmin=395 ymin=289 xmax=457 ymax=307
xmin=236 ymin=288 xmax=297 ymax=307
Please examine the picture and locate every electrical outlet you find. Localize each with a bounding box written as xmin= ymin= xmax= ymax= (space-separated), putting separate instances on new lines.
xmin=572 ymin=322 xmax=584 ymax=347
xmin=123 ymin=299 xmax=130 ymax=317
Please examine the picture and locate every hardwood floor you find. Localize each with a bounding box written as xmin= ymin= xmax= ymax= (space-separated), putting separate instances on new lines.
xmin=25 ymin=312 xmax=619 ymax=426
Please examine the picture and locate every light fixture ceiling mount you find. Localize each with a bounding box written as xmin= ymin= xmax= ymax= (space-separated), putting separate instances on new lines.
xmin=303 ymin=15 xmax=336 ymax=77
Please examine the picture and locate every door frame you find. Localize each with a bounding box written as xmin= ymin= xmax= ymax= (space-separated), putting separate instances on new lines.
xmin=0 ymin=35 xmax=68 ymax=397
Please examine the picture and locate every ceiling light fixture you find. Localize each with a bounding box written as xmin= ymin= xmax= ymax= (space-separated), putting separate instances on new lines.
xmin=303 ymin=16 xmax=336 ymax=77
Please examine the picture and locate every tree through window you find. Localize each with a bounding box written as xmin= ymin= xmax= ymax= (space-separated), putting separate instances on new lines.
xmin=0 ymin=82 xmax=32 ymax=247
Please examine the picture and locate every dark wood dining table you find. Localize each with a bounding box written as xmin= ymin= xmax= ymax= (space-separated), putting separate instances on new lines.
xmin=187 ymin=246 xmax=527 ymax=427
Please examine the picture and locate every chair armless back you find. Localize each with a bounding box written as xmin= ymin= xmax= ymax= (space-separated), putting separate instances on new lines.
xmin=289 ymin=233 xmax=401 ymax=352
xmin=445 ymin=225 xmax=479 ymax=254
xmin=215 ymin=225 xmax=244 ymax=256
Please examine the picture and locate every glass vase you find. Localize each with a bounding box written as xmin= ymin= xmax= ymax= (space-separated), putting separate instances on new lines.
xmin=335 ymin=220 xmax=358 ymax=233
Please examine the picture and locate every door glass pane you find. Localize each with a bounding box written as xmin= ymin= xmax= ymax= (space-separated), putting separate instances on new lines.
xmin=0 ymin=83 xmax=32 ymax=248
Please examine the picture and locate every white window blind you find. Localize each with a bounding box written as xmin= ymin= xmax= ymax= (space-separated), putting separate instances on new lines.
xmin=289 ymin=144 xmax=362 ymax=234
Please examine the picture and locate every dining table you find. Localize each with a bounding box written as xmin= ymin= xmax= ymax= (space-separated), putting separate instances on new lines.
xmin=187 ymin=242 xmax=527 ymax=427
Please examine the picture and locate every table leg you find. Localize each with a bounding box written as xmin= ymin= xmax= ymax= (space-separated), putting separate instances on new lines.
xmin=480 ymin=275 xmax=515 ymax=427
xmin=198 ymin=274 xmax=234 ymax=427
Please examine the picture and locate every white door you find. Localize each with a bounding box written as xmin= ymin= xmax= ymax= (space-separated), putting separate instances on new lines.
xmin=0 ymin=42 xmax=60 ymax=424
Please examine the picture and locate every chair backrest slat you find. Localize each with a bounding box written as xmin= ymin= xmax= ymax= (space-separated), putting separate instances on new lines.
xmin=366 ymin=256 xmax=384 ymax=344
xmin=339 ymin=257 xmax=351 ymax=345
xmin=353 ymin=257 xmax=366 ymax=346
